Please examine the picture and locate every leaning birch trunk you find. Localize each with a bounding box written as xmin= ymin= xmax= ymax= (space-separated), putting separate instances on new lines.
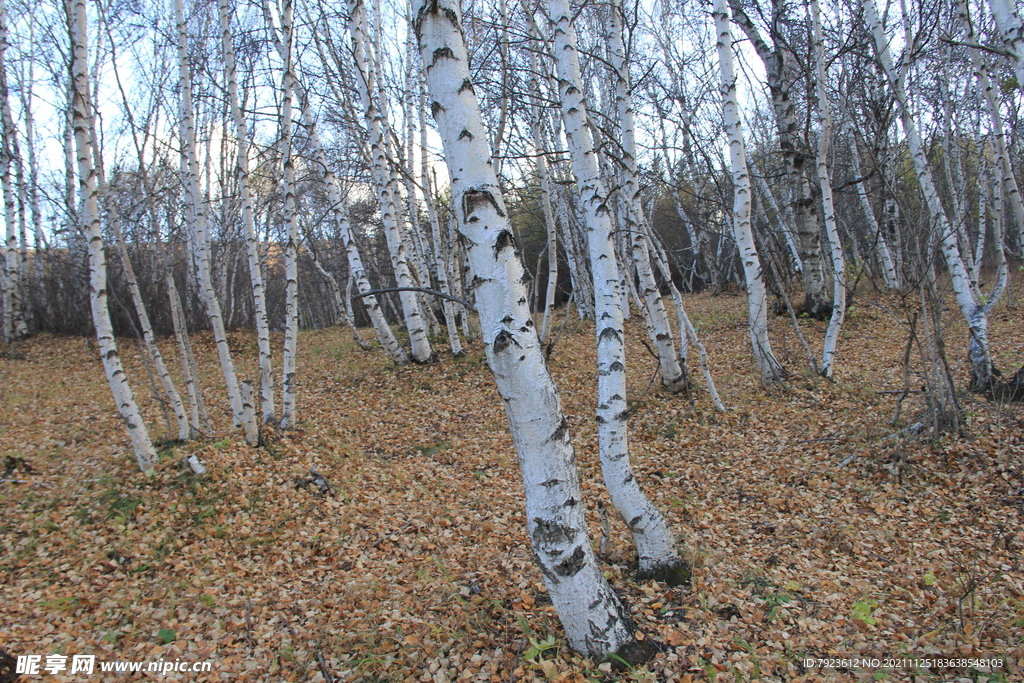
xmin=278 ymin=0 xmax=300 ymax=431
xmin=644 ymin=223 xmax=726 ymax=411
xmin=987 ymin=0 xmax=1024 ymax=91
xmin=413 ymin=0 xmax=653 ymax=663
xmin=109 ymin=209 xmax=190 ymax=440
xmin=298 ymin=104 xmax=408 ymax=364
xmin=219 ymin=0 xmax=275 ymax=424
xmin=549 ymin=0 xmax=688 ymax=583
xmin=961 ymin=1 xmax=1024 ymax=256
xmin=851 ymin=140 xmax=899 ymax=289
xmin=714 ymin=0 xmax=784 ymax=384
xmin=524 ymin=17 xmax=559 ymax=346
xmin=349 ymin=0 xmax=433 ymax=363
xmin=810 ymin=0 xmax=846 ymax=379
xmin=608 ymin=0 xmax=687 ymax=392
xmin=419 ymin=78 xmax=463 ymax=356
xmin=308 ymin=243 xmax=373 ymax=351
xmin=70 ymin=0 xmax=156 ymax=471
xmin=262 ymin=0 xmax=408 ymax=364
xmin=175 ymin=0 xmax=250 ymax=430
xmin=864 ymin=0 xmax=995 ymax=390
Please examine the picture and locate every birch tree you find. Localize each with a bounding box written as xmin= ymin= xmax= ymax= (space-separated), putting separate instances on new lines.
xmin=714 ymin=0 xmax=785 ymax=384
xmin=987 ymin=0 xmax=1024 ymax=89
xmin=219 ymin=0 xmax=275 ymax=424
xmin=349 ymin=0 xmax=433 ymax=363
xmin=70 ymin=0 xmax=157 ymax=471
xmin=0 ymin=0 xmax=26 ymax=342
xmin=278 ymin=0 xmax=300 ymax=430
xmin=809 ymin=0 xmax=845 ymax=378
xmin=608 ymin=0 xmax=689 ymax=393
xmin=547 ymin=0 xmax=688 ymax=583
xmin=413 ymin=0 xmax=653 ymax=662
xmin=175 ymin=0 xmax=253 ymax=436
xmin=863 ymin=0 xmax=997 ymax=391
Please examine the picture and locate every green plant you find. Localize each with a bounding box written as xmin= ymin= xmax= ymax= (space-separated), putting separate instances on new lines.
xmin=852 ymin=599 xmax=878 ymax=626
xmin=158 ymin=628 xmax=176 ymax=644
xmin=522 ymin=633 xmax=558 ymax=662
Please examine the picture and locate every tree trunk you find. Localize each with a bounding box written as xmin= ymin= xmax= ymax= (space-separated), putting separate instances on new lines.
xmin=70 ymin=0 xmax=157 ymax=472
xmin=413 ymin=0 xmax=653 ymax=663
xmin=219 ymin=0 xmax=275 ymax=424
xmin=349 ymin=0 xmax=433 ymax=363
xmin=809 ymin=0 xmax=846 ymax=379
xmin=279 ymin=0 xmax=300 ymax=431
xmin=549 ymin=0 xmax=688 ymax=583
xmin=863 ymin=0 xmax=996 ymax=391
xmin=175 ymin=0 xmax=251 ymax=431
xmin=714 ymin=0 xmax=785 ymax=384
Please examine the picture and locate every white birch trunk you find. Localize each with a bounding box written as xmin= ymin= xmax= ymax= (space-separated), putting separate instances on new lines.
xmin=549 ymin=0 xmax=687 ymax=582
xmin=851 ymin=140 xmax=899 ymax=289
xmin=810 ymin=0 xmax=846 ymax=379
xmin=714 ymin=0 xmax=785 ymax=384
xmin=864 ymin=0 xmax=995 ymax=389
xmin=279 ymin=0 xmax=300 ymax=432
xmin=608 ymin=0 xmax=687 ymax=393
xmin=413 ymin=0 xmax=653 ymax=663
xmin=0 ymin=0 xmax=26 ymax=342
xmin=219 ymin=0 xmax=275 ymax=424
xmin=987 ymin=0 xmax=1024 ymax=90
xmin=70 ymin=0 xmax=157 ymax=471
xmin=264 ymin=0 xmax=408 ymax=364
xmin=349 ymin=0 xmax=433 ymax=363
xmin=175 ymin=0 xmax=249 ymax=429
xmin=961 ymin=1 xmax=1024 ymax=257
xmin=419 ymin=78 xmax=464 ymax=356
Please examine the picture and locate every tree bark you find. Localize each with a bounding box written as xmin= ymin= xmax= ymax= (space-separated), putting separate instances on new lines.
xmin=414 ymin=0 xmax=653 ymax=663
xmin=548 ymin=0 xmax=688 ymax=583
xmin=70 ymin=0 xmax=157 ymax=471
xmin=714 ymin=0 xmax=785 ymax=385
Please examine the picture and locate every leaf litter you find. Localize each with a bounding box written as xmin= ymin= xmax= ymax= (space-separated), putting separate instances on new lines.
xmin=0 ymin=292 xmax=1022 ymax=682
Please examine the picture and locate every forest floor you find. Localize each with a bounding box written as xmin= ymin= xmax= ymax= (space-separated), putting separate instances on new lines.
xmin=1 ymin=289 xmax=1023 ymax=683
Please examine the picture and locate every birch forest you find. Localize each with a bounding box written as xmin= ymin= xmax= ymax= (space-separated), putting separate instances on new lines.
xmin=2 ymin=0 xmax=1024 ymax=679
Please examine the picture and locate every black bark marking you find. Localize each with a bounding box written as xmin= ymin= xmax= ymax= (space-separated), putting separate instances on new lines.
xmin=609 ymin=361 xmax=625 ymax=372
xmin=627 ymin=515 xmax=643 ymax=529
xmin=655 ymin=333 xmax=669 ymax=341
xmin=540 ymin=478 xmax=561 ymax=488
xmin=598 ymin=327 xmax=622 ymax=343
xmin=547 ymin=417 xmax=569 ymax=444
xmin=494 ymin=229 xmax=516 ymax=257
xmin=431 ymin=47 xmax=456 ymax=66
xmin=458 ymin=78 xmax=474 ymax=93
xmin=431 ymin=101 xmax=445 ymax=118
xmin=531 ymin=518 xmax=577 ymax=546
xmin=458 ymin=129 xmax=474 ymax=140
xmin=501 ymin=315 xmax=514 ymax=324
xmin=462 ymin=188 xmax=505 ymax=222
xmin=553 ymin=546 xmax=585 ymax=577
xmin=493 ymin=330 xmax=519 ymax=354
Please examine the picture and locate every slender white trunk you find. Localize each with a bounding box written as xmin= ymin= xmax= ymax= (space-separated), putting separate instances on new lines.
xmin=70 ymin=0 xmax=157 ymax=471
xmin=0 ymin=0 xmax=26 ymax=342
xmin=167 ymin=269 xmax=207 ymax=436
xmin=175 ymin=0 xmax=249 ymax=428
xmin=864 ymin=0 xmax=995 ymax=389
xmin=524 ymin=17 xmax=559 ymax=345
xmin=608 ymin=0 xmax=687 ymax=392
xmin=349 ymin=0 xmax=432 ymax=363
xmin=810 ymin=0 xmax=846 ymax=378
xmin=961 ymin=1 xmax=1024 ymax=256
xmin=549 ymin=0 xmax=687 ymax=582
xmin=419 ymin=78 xmax=463 ymax=356
xmin=851 ymin=140 xmax=899 ymax=289
xmin=414 ymin=0 xmax=653 ymax=663
xmin=714 ymin=0 xmax=784 ymax=384
xmin=219 ymin=0 xmax=275 ymax=424
xmin=279 ymin=0 xmax=300 ymax=431
xmin=987 ymin=0 xmax=1024 ymax=90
